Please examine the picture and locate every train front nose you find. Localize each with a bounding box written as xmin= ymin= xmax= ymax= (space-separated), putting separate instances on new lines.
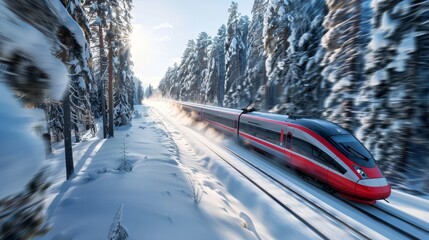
xmin=355 ymin=178 xmax=391 ymax=200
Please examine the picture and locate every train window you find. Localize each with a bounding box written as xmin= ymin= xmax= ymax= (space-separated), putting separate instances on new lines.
xmin=329 ymin=158 xmax=347 ymax=174
xmin=330 ymin=134 xmax=376 ymax=168
xmin=292 ymin=137 xmax=313 ymax=159
xmin=204 ymin=113 xmax=236 ymax=129
xmin=255 ymin=127 xmax=280 ymax=145
xmin=240 ymin=123 xmax=253 ymax=135
xmin=293 ymin=137 xmax=346 ymax=173
xmin=312 ymin=146 xmax=321 ymax=158
xmin=285 ymin=133 xmax=292 ymax=149
xmin=240 ymin=123 xmax=281 ymax=145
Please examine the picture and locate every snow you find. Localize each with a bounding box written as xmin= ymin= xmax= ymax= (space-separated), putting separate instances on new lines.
xmin=379 ymin=12 xmax=397 ymax=37
xmin=0 ymin=84 xmax=46 ymax=198
xmin=47 ymin=0 xmax=86 ymax=54
xmin=0 ymin=0 xmax=68 ymax=100
xmin=278 ymin=5 xmax=285 ymax=16
xmin=393 ymin=0 xmax=411 ymax=15
xmin=78 ymin=77 xmax=86 ymax=90
xmin=369 ymin=29 xmax=389 ymax=51
xmin=39 ymin=101 xmax=429 ymax=239
xmin=387 ymin=31 xmax=416 ymax=72
xmin=378 ymin=190 xmax=429 ymax=229
xmin=42 ymin=105 xmax=268 ymax=239
xmin=370 ymin=69 xmax=387 ymax=86
xmin=332 ymin=76 xmax=352 ymax=92
xmin=298 ymin=33 xmax=310 ymax=48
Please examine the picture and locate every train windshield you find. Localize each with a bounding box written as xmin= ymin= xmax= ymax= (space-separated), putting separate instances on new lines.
xmin=330 ymin=134 xmax=376 ymax=168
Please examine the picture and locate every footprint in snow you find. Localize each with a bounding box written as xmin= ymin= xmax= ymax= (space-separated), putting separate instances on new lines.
xmin=239 ymin=212 xmax=262 ymax=240
xmin=203 ymin=180 xmax=215 ymax=190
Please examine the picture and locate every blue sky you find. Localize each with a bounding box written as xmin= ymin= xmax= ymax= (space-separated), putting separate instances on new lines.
xmin=130 ymin=0 xmax=253 ymax=89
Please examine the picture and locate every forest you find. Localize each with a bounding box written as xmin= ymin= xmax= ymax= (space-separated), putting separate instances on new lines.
xmin=158 ymin=0 xmax=429 ymax=194
xmin=0 ymin=0 xmax=142 ymax=238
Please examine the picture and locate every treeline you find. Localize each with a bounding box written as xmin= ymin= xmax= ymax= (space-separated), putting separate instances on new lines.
xmin=159 ymin=0 xmax=429 ymax=194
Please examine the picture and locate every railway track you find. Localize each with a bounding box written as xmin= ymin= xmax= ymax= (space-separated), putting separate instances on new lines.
xmin=342 ymin=200 xmax=429 ymax=239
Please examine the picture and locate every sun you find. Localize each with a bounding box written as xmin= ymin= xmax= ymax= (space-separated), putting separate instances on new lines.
xmin=130 ymin=23 xmax=149 ymax=67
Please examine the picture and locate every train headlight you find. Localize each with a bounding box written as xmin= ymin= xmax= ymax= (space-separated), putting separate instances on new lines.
xmin=353 ymin=165 xmax=368 ymax=179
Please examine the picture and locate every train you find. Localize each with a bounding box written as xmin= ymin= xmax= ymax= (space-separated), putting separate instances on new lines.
xmin=174 ymin=101 xmax=391 ymax=204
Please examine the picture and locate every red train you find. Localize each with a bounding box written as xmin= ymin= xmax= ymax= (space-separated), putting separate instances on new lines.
xmin=176 ymin=101 xmax=391 ymax=204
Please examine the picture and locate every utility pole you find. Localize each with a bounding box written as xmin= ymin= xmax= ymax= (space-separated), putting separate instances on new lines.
xmin=99 ymin=25 xmax=107 ymax=139
xmin=108 ymin=22 xmax=114 ymax=138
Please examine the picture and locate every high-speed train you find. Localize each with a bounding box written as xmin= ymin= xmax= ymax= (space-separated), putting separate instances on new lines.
xmin=175 ymin=101 xmax=391 ymax=204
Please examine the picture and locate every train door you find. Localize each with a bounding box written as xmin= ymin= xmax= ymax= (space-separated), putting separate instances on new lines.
xmin=282 ymin=127 xmax=293 ymax=166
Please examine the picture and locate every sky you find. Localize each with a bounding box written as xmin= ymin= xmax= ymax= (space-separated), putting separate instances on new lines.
xmin=130 ymin=0 xmax=253 ymax=89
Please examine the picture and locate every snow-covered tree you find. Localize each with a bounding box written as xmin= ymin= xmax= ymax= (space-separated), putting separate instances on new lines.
xmin=208 ymin=25 xmax=227 ymax=106
xmin=243 ymin=0 xmax=268 ymax=111
xmin=159 ymin=64 xmax=179 ymax=99
xmin=192 ymin=32 xmax=212 ymax=103
xmin=0 ymin=0 xmax=89 ymax=237
xmin=107 ymin=204 xmax=129 ymax=240
xmin=178 ymin=40 xmax=197 ymax=101
xmin=145 ymin=84 xmax=154 ymax=98
xmin=224 ymin=2 xmax=248 ymax=108
xmin=270 ymin=0 xmax=327 ymax=117
xmin=263 ymin=0 xmax=291 ymax=109
xmin=321 ymin=0 xmax=368 ymax=131
xmin=105 ymin=0 xmax=135 ymax=126
xmin=84 ymin=0 xmax=110 ymax=137
xmin=202 ymin=43 xmax=218 ymax=104
xmin=60 ymin=0 xmax=95 ymax=142
xmin=134 ymin=77 xmax=144 ymax=104
xmin=356 ymin=0 xmax=429 ymax=193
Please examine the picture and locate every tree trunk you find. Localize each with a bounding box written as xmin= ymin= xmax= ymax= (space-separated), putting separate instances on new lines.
xmin=108 ymin=22 xmax=114 ymax=138
xmin=99 ymin=25 xmax=107 ymax=139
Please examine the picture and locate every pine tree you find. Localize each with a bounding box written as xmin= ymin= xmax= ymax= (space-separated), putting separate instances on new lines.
xmin=61 ymin=0 xmax=95 ymax=142
xmin=321 ymin=0 xmax=366 ymax=131
xmin=0 ymin=0 xmax=92 ymax=237
xmin=356 ymin=0 xmax=429 ymax=193
xmin=159 ymin=65 xmax=178 ymax=99
xmin=273 ymin=0 xmax=327 ymax=117
xmin=192 ymin=32 xmax=212 ymax=103
xmin=145 ymin=84 xmax=154 ymax=98
xmin=178 ymin=40 xmax=197 ymax=101
xmin=213 ymin=25 xmax=227 ymax=106
xmin=202 ymin=43 xmax=218 ymax=104
xmin=134 ymin=77 xmax=144 ymax=104
xmin=85 ymin=0 xmax=109 ymax=136
xmin=107 ymin=0 xmax=135 ymax=126
xmin=263 ymin=0 xmax=290 ymax=109
xmin=224 ymin=2 xmax=248 ymax=108
xmin=243 ymin=0 xmax=268 ymax=111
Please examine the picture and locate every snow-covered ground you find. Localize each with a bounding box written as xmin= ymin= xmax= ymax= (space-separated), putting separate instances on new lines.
xmin=40 ymin=101 xmax=429 ymax=239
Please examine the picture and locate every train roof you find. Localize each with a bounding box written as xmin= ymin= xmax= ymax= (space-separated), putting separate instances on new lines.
xmin=248 ymin=111 xmax=349 ymax=137
xmin=295 ymin=119 xmax=350 ymax=137
xmin=247 ymin=111 xmax=291 ymax=122
xmin=176 ymin=101 xmax=350 ymax=137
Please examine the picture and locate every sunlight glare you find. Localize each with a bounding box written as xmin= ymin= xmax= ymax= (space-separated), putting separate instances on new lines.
xmin=130 ymin=23 xmax=149 ymax=67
